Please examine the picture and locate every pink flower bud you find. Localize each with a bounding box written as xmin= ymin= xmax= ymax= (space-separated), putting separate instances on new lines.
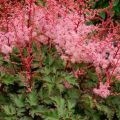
xmin=1 ymin=45 xmax=12 ymax=54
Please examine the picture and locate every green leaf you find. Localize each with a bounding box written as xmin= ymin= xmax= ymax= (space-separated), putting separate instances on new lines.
xmin=81 ymin=94 xmax=94 ymax=109
xmin=12 ymin=47 xmax=19 ymax=53
xmin=99 ymin=11 xmax=106 ymax=19
xmin=96 ymin=104 xmax=114 ymax=120
xmin=67 ymin=99 xmax=76 ymax=111
xmin=51 ymin=96 xmax=65 ymax=117
xmin=116 ymin=109 xmax=120 ymax=119
xmin=2 ymin=104 xmax=16 ymax=115
xmin=0 ymin=54 xmax=4 ymax=64
xmin=42 ymin=67 xmax=51 ymax=75
xmin=113 ymin=0 xmax=119 ymax=6
xmin=45 ymin=83 xmax=53 ymax=95
xmin=38 ymin=0 xmax=46 ymax=6
xmin=26 ymin=90 xmax=38 ymax=106
xmin=29 ymin=105 xmax=48 ymax=117
xmin=43 ymin=110 xmax=59 ymax=120
xmin=65 ymin=75 xmax=78 ymax=86
xmin=16 ymin=108 xmax=25 ymax=116
xmin=10 ymin=95 xmax=25 ymax=108
xmin=42 ymin=75 xmax=52 ymax=83
xmin=67 ymin=88 xmax=79 ymax=100
xmin=3 ymin=116 xmax=17 ymax=120
xmin=56 ymin=84 xmax=64 ymax=93
xmin=0 ymin=73 xmax=16 ymax=85
xmin=19 ymin=116 xmax=33 ymax=120
xmin=114 ymin=5 xmax=120 ymax=13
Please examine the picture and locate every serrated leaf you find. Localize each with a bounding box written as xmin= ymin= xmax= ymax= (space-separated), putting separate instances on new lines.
xmin=45 ymin=83 xmax=53 ymax=95
xmin=50 ymin=96 xmax=65 ymax=117
xmin=65 ymin=75 xmax=78 ymax=86
xmin=16 ymin=108 xmax=25 ymax=116
xmin=2 ymin=104 xmax=16 ymax=115
xmin=56 ymin=84 xmax=64 ymax=93
xmin=10 ymin=95 xmax=25 ymax=108
xmin=67 ymin=99 xmax=76 ymax=111
xmin=26 ymin=91 xmax=38 ymax=106
xmin=43 ymin=109 xmax=59 ymax=120
xmin=1 ymin=73 xmax=15 ymax=85
xmin=29 ymin=105 xmax=48 ymax=117
xmin=81 ymin=94 xmax=94 ymax=109
xmin=42 ymin=75 xmax=52 ymax=83
xmin=67 ymin=88 xmax=79 ymax=100
xmin=96 ymin=104 xmax=114 ymax=120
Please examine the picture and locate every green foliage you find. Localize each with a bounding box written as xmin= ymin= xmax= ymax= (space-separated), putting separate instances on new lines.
xmin=92 ymin=0 xmax=109 ymax=8
xmin=1 ymin=43 xmax=120 ymax=120
xmin=99 ymin=11 xmax=106 ymax=20
xmin=91 ymin=0 xmax=120 ymax=22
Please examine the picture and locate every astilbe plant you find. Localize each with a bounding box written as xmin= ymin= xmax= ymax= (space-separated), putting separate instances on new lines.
xmin=0 ymin=0 xmax=120 ymax=98
xmin=2 ymin=1 xmax=120 ymax=120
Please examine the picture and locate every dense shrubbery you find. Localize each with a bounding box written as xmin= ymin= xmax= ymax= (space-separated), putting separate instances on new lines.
xmin=1 ymin=0 xmax=120 ymax=120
